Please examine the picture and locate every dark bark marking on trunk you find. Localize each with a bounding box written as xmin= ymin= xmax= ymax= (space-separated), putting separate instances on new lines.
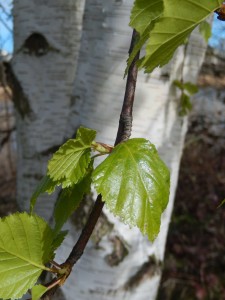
xmin=4 ymin=62 xmax=31 ymax=118
xmin=123 ymin=255 xmax=162 ymax=290
xmin=105 ymin=235 xmax=129 ymax=266
xmin=15 ymin=32 xmax=60 ymax=57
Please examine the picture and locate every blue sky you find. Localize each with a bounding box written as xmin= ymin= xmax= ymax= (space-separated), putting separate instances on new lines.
xmin=0 ymin=1 xmax=13 ymax=53
xmin=209 ymin=14 xmax=225 ymax=49
xmin=0 ymin=3 xmax=225 ymax=54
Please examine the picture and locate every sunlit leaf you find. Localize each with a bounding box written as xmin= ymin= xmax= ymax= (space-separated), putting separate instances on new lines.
xmin=139 ymin=0 xmax=222 ymax=73
xmin=93 ymin=139 xmax=170 ymax=241
xmin=31 ymin=284 xmax=48 ymax=300
xmin=126 ymin=0 xmax=164 ymax=72
xmin=0 ymin=213 xmax=54 ymax=299
xmin=47 ymin=127 xmax=96 ymax=186
xmin=129 ymin=0 xmax=164 ymax=34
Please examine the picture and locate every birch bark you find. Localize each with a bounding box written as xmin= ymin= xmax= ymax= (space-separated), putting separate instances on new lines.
xmin=12 ymin=0 xmax=85 ymax=218
xmin=57 ymin=1 xmax=208 ymax=300
xmin=13 ymin=1 xmax=208 ymax=299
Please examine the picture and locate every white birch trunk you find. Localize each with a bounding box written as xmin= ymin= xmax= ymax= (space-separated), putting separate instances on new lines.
xmin=59 ymin=1 xmax=208 ymax=300
xmin=12 ymin=0 xmax=85 ymax=218
xmin=13 ymin=1 xmax=207 ymax=300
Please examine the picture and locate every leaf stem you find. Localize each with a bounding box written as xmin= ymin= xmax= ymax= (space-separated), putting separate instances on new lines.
xmin=42 ymin=29 xmax=140 ymax=298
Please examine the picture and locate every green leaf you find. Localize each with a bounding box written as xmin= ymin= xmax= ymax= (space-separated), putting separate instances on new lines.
xmin=126 ymin=0 xmax=164 ymax=73
xmin=31 ymin=284 xmax=48 ymax=300
xmin=183 ymin=82 xmax=198 ymax=95
xmin=0 ymin=213 xmax=54 ymax=300
xmin=179 ymin=92 xmax=192 ymax=116
xmin=52 ymin=230 xmax=68 ymax=250
xmin=47 ymin=127 xmax=96 ymax=187
xmin=173 ymin=80 xmax=198 ymax=95
xmin=129 ymin=0 xmax=164 ymax=34
xmin=76 ymin=126 xmax=97 ymax=145
xmin=199 ymin=20 xmax=211 ymax=43
xmin=30 ymin=175 xmax=56 ymax=213
xmin=54 ymin=161 xmax=93 ymax=234
xmin=93 ymin=138 xmax=170 ymax=241
xmin=139 ymin=0 xmax=223 ymax=73
xmin=125 ymin=25 xmax=153 ymax=76
xmin=173 ymin=80 xmax=184 ymax=90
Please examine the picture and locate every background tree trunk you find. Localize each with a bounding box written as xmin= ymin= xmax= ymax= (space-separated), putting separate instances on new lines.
xmin=12 ymin=1 xmax=208 ymax=299
xmin=11 ymin=0 xmax=85 ymax=218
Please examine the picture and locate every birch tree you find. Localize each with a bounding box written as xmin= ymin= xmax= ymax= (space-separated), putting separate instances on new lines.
xmin=7 ymin=0 xmax=217 ymax=299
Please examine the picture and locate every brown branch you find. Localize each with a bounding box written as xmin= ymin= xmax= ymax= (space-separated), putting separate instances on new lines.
xmin=42 ymin=29 xmax=140 ymax=299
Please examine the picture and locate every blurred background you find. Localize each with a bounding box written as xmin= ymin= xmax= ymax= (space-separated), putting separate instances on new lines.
xmin=0 ymin=2 xmax=224 ymax=299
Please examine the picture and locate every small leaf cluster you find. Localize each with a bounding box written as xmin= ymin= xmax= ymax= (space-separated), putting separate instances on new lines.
xmin=0 ymin=127 xmax=170 ymax=299
xmin=173 ymin=80 xmax=199 ymax=116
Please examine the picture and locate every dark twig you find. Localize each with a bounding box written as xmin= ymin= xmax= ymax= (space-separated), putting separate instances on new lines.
xmin=115 ymin=29 xmax=140 ymax=145
xmin=42 ymin=29 xmax=140 ymax=299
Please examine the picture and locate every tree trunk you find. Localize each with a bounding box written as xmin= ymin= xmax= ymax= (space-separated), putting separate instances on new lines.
xmin=57 ymin=1 xmax=208 ymax=300
xmin=13 ymin=1 xmax=207 ymax=299
xmin=12 ymin=0 xmax=85 ymax=218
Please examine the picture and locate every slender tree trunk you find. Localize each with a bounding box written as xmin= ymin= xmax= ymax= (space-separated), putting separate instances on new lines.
xmin=13 ymin=1 xmax=208 ymax=299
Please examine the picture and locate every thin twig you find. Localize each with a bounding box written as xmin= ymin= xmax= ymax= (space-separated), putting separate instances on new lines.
xmin=42 ymin=29 xmax=140 ymax=299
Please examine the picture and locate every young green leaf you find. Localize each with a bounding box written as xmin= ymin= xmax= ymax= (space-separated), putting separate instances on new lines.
xmin=139 ymin=0 xmax=223 ymax=73
xmin=125 ymin=25 xmax=153 ymax=76
xmin=47 ymin=127 xmax=96 ymax=187
xmin=199 ymin=20 xmax=212 ymax=43
xmin=31 ymin=284 xmax=48 ymax=300
xmin=54 ymin=161 xmax=93 ymax=234
xmin=183 ymin=82 xmax=198 ymax=95
xmin=0 ymin=213 xmax=54 ymax=300
xmin=129 ymin=0 xmax=164 ymax=34
xmin=173 ymin=80 xmax=184 ymax=90
xmin=30 ymin=175 xmax=56 ymax=213
xmin=93 ymin=138 xmax=170 ymax=242
xmin=52 ymin=230 xmax=68 ymax=250
xmin=179 ymin=93 xmax=192 ymax=116
xmin=76 ymin=126 xmax=97 ymax=145
xmin=126 ymin=0 xmax=164 ymax=73
xmin=173 ymin=80 xmax=198 ymax=95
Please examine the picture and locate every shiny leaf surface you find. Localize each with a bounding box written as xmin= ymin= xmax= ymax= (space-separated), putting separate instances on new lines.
xmin=93 ymin=138 xmax=170 ymax=241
